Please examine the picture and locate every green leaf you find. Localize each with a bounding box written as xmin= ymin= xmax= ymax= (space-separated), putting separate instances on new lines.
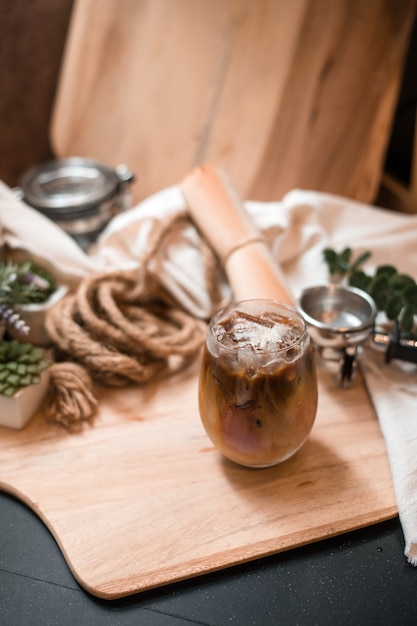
xmin=385 ymin=293 xmax=404 ymax=320
xmin=323 ymin=248 xmax=338 ymax=264
xmin=18 ymin=354 xmax=32 ymax=364
xmin=16 ymin=342 xmax=33 ymax=356
xmin=368 ymin=275 xmax=390 ymax=310
xmin=375 ymin=265 xmax=397 ymax=278
xmin=340 ymin=247 xmax=352 ymax=266
xmin=19 ymin=375 xmax=32 ymax=387
xmin=7 ymin=341 xmax=19 ymax=360
xmin=349 ymin=270 xmax=372 ymax=292
xmin=6 ymin=373 xmax=20 ymax=386
xmin=403 ymin=284 xmax=417 ymax=311
xmin=400 ymin=306 xmax=415 ymax=334
xmin=323 ymin=248 xmax=342 ymax=275
xmin=37 ymin=359 xmax=51 ymax=372
xmin=350 ymin=250 xmax=372 ymax=272
xmin=389 ymin=273 xmax=415 ymax=293
xmin=25 ymin=347 xmax=46 ymax=363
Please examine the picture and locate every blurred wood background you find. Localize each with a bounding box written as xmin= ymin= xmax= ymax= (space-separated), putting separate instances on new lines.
xmin=1 ymin=0 xmax=416 ymax=211
xmin=376 ymin=14 xmax=417 ymax=213
xmin=0 ymin=0 xmax=74 ymax=186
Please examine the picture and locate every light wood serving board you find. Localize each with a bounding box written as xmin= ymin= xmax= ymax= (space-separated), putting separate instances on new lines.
xmin=50 ymin=0 xmax=416 ymax=205
xmin=0 ymin=356 xmax=396 ymax=599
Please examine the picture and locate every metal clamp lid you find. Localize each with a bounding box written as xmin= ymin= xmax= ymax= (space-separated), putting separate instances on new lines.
xmin=20 ymin=157 xmax=127 ymax=216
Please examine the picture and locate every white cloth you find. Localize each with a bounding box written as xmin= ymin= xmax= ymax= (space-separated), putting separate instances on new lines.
xmin=1 ymin=179 xmax=417 ymax=564
xmin=361 ymin=348 xmax=417 ymax=565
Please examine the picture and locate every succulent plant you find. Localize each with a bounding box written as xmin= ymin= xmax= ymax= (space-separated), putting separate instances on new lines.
xmin=0 ymin=260 xmax=56 ymax=335
xmin=0 ymin=339 xmax=51 ymax=396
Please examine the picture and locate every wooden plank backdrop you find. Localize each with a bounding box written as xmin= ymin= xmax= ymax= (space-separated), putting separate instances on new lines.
xmin=50 ymin=0 xmax=416 ymax=204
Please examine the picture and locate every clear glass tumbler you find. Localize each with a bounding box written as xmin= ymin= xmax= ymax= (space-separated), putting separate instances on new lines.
xmin=198 ymin=299 xmax=318 ymax=468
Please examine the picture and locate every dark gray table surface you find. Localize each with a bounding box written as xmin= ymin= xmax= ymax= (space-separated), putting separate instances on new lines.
xmin=1 ymin=491 xmax=416 ymax=626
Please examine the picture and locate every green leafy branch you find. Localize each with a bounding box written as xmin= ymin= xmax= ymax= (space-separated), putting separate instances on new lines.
xmin=323 ymin=247 xmax=417 ymax=336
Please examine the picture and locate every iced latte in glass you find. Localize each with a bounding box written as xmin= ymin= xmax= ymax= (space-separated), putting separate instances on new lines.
xmin=199 ymin=300 xmax=318 ymax=467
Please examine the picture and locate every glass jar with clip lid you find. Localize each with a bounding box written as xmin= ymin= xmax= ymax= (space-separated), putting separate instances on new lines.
xmin=17 ymin=157 xmax=135 ymax=251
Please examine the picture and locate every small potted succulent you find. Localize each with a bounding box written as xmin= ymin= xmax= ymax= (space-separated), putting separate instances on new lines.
xmin=0 ymin=259 xmax=67 ymax=346
xmin=0 ymin=338 xmax=51 ymax=429
xmin=0 ymin=259 xmax=62 ymax=428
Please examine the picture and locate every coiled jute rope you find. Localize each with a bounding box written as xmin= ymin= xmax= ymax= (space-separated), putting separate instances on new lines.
xmin=44 ymin=211 xmax=224 ymax=432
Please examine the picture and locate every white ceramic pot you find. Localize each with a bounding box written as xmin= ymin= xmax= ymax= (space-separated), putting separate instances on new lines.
xmin=7 ymin=284 xmax=68 ymax=346
xmin=0 ymin=368 xmax=50 ymax=429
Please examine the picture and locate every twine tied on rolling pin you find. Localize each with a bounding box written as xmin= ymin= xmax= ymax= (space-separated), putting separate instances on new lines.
xmin=180 ymin=163 xmax=294 ymax=305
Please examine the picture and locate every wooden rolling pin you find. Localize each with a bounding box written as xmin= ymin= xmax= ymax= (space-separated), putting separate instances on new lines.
xmin=180 ymin=163 xmax=294 ymax=305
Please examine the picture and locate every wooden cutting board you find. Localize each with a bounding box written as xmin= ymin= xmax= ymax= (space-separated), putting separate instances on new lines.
xmin=0 ymin=356 xmax=396 ymax=599
xmin=50 ymin=0 xmax=416 ymax=205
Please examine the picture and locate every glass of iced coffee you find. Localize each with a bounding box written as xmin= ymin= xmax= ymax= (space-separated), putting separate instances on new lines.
xmin=198 ymin=299 xmax=318 ymax=468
